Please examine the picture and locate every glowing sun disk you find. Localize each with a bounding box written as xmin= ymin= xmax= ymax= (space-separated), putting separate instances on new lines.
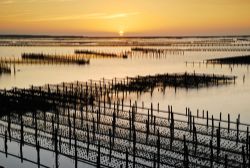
xmin=119 ymin=30 xmax=124 ymax=36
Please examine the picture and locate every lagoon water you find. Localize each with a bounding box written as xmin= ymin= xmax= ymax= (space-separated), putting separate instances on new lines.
xmin=0 ymin=37 xmax=250 ymax=167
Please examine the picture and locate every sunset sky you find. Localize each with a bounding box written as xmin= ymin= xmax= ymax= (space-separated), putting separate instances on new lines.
xmin=0 ymin=0 xmax=250 ymax=36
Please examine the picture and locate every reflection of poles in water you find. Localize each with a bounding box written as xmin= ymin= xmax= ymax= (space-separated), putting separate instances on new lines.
xmin=54 ymin=129 xmax=59 ymax=168
xmin=4 ymin=130 xmax=8 ymax=158
xmin=20 ymin=118 xmax=24 ymax=163
xmin=74 ymin=135 xmax=78 ymax=168
xmin=243 ymin=74 xmax=245 ymax=83
xmin=248 ymin=135 xmax=250 ymax=168
xmin=125 ymin=148 xmax=129 ymax=168
xmin=37 ymin=141 xmax=40 ymax=168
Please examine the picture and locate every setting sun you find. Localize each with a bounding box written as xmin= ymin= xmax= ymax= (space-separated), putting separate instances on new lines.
xmin=119 ymin=30 xmax=124 ymax=36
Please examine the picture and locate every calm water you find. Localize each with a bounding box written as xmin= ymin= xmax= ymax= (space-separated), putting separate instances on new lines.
xmin=0 ymin=37 xmax=250 ymax=167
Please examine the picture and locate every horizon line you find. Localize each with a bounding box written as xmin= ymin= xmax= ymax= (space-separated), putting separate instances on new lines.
xmin=0 ymin=34 xmax=250 ymax=39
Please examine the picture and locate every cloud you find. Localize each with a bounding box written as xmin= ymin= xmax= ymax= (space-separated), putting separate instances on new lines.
xmin=0 ymin=0 xmax=14 ymax=4
xmin=1 ymin=0 xmax=74 ymax=4
xmin=97 ymin=12 xmax=139 ymax=19
xmin=0 ymin=10 xmax=32 ymax=19
xmin=26 ymin=12 xmax=140 ymax=22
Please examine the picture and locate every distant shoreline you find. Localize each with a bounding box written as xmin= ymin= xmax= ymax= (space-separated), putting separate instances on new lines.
xmin=0 ymin=34 xmax=250 ymax=39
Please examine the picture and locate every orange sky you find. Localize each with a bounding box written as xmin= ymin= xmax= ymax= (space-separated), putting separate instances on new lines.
xmin=0 ymin=0 xmax=250 ymax=36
